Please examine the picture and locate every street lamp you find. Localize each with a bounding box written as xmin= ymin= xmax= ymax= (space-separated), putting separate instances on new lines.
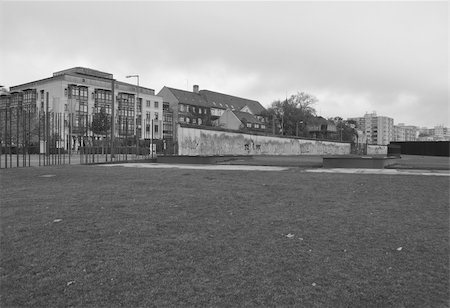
xmin=126 ymin=75 xmax=139 ymax=155
xmin=296 ymin=121 xmax=304 ymax=137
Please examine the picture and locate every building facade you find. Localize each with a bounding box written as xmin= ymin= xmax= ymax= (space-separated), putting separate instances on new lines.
xmin=2 ymin=67 xmax=163 ymax=150
xmin=348 ymin=112 xmax=394 ymax=145
xmin=158 ymin=85 xmax=269 ymax=148
xmin=393 ymin=123 xmax=418 ymax=142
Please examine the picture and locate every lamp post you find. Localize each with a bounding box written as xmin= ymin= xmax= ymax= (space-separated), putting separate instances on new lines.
xmin=126 ymin=75 xmax=139 ymax=156
xmin=296 ymin=121 xmax=304 ymax=137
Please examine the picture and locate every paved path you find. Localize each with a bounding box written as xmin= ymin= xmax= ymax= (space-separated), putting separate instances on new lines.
xmin=101 ymin=163 xmax=449 ymax=176
xmin=101 ymin=163 xmax=289 ymax=171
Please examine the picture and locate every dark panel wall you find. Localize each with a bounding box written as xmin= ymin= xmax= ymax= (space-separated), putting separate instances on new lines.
xmin=389 ymin=141 xmax=449 ymax=157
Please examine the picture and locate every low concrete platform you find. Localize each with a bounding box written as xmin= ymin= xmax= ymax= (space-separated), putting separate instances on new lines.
xmin=323 ymin=155 xmax=398 ymax=169
xmin=156 ymin=155 xmax=247 ymax=165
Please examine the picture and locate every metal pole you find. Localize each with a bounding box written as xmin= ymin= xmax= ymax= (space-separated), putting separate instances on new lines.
xmin=125 ymin=109 xmax=128 ymax=161
xmin=52 ymin=112 xmax=55 ymax=165
xmin=9 ymin=105 xmax=11 ymax=168
xmin=68 ymin=104 xmax=71 ymax=164
xmin=136 ymin=76 xmax=139 ymax=158
xmin=63 ymin=113 xmax=66 ymax=164
xmin=38 ymin=110 xmax=41 ymax=166
xmin=69 ymin=112 xmax=72 ymax=164
xmin=16 ymin=105 xmax=19 ymax=167
xmin=28 ymin=108 xmax=31 ymax=166
xmin=111 ymin=79 xmax=115 ymax=160
xmin=151 ymin=118 xmax=154 ymax=159
xmin=46 ymin=92 xmax=49 ymax=165
xmin=22 ymin=107 xmax=26 ymax=167
xmin=4 ymin=107 xmax=7 ymax=168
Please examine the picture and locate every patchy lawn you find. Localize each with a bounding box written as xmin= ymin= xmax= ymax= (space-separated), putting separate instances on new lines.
xmin=1 ymin=165 xmax=449 ymax=307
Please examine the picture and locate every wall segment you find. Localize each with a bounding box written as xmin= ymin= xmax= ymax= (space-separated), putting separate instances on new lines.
xmin=177 ymin=126 xmax=350 ymax=156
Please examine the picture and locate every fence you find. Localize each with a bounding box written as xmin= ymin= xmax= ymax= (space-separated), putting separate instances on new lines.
xmin=389 ymin=141 xmax=450 ymax=157
xmin=0 ymin=109 xmax=159 ymax=168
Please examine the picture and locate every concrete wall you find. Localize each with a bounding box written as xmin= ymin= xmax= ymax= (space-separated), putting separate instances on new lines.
xmin=177 ymin=126 xmax=350 ymax=156
xmin=367 ymin=145 xmax=387 ymax=155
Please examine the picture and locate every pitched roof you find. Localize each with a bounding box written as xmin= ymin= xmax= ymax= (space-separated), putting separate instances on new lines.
xmin=165 ymin=87 xmax=210 ymax=108
xmin=199 ymin=90 xmax=266 ymax=114
xmin=232 ymin=111 xmax=264 ymax=125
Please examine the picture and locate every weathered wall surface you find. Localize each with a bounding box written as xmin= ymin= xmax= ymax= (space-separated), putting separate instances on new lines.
xmin=367 ymin=145 xmax=388 ymax=155
xmin=178 ymin=126 xmax=350 ymax=156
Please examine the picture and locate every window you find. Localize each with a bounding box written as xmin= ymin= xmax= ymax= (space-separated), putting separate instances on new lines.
xmin=154 ymin=125 xmax=159 ymax=133
xmin=198 ymin=118 xmax=202 ymax=125
xmin=179 ymin=104 xmax=185 ymax=112
xmin=192 ymin=118 xmax=197 ymax=124
xmin=154 ymin=101 xmax=159 ymax=109
xmin=179 ymin=116 xmax=185 ymax=122
xmin=79 ymin=104 xmax=88 ymax=113
xmin=247 ymin=123 xmax=252 ymax=128
xmin=155 ymin=112 xmax=159 ymax=120
xmin=146 ymin=112 xmax=151 ymax=120
xmin=146 ymin=100 xmax=151 ymax=107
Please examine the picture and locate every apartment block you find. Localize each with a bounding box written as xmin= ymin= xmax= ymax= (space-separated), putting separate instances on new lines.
xmin=393 ymin=123 xmax=418 ymax=142
xmin=1 ymin=67 xmax=163 ymax=150
xmin=348 ymin=112 xmax=394 ymax=145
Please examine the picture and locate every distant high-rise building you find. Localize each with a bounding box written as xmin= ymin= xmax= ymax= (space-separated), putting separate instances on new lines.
xmin=393 ymin=123 xmax=418 ymax=142
xmin=433 ymin=125 xmax=450 ymax=141
xmin=348 ymin=112 xmax=394 ymax=145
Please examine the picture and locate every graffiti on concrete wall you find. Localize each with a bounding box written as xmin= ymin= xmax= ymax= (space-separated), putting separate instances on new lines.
xmin=178 ymin=126 xmax=350 ymax=156
xmin=367 ymin=145 xmax=388 ymax=155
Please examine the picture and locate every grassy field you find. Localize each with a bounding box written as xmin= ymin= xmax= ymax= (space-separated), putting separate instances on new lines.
xmin=1 ymin=165 xmax=449 ymax=307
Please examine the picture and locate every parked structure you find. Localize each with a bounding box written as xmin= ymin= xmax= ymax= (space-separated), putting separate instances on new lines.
xmin=348 ymin=112 xmax=394 ymax=145
xmin=1 ymin=67 xmax=163 ymax=151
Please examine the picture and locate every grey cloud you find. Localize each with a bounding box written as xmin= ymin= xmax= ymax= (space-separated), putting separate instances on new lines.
xmin=1 ymin=1 xmax=447 ymax=127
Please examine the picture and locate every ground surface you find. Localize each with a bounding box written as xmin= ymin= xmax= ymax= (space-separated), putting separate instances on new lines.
xmin=1 ymin=164 xmax=449 ymax=307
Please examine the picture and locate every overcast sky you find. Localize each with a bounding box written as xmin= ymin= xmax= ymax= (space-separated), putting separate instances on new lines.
xmin=0 ymin=1 xmax=448 ymax=128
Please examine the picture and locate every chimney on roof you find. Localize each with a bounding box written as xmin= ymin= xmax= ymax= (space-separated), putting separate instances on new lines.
xmin=193 ymin=85 xmax=199 ymax=94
